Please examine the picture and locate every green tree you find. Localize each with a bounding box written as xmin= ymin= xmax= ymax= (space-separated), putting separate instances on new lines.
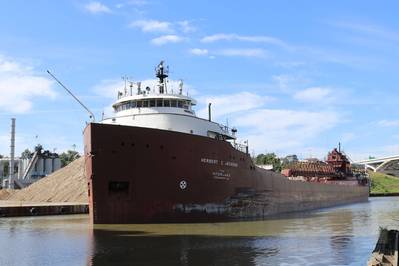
xmin=21 ymin=149 xmax=32 ymax=159
xmin=59 ymin=150 xmax=81 ymax=167
xmin=34 ymin=144 xmax=43 ymax=153
xmin=2 ymin=161 xmax=8 ymax=177
xmin=255 ymin=153 xmax=282 ymax=172
xmin=281 ymin=155 xmax=298 ymax=169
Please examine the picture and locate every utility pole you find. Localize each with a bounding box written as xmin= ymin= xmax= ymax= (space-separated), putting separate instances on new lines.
xmin=9 ymin=118 xmax=15 ymax=189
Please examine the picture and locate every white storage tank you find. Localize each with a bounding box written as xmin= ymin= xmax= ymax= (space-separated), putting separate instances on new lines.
xmin=17 ymin=160 xmax=22 ymax=179
xmin=0 ymin=161 xmax=4 ymax=178
xmin=53 ymin=158 xmax=61 ymax=172
xmin=36 ymin=158 xmax=44 ymax=176
xmin=21 ymin=159 xmax=27 ymax=176
xmin=44 ymin=158 xmax=53 ymax=175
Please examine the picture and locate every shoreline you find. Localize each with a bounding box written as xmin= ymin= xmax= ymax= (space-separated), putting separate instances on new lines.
xmin=370 ymin=192 xmax=399 ymax=197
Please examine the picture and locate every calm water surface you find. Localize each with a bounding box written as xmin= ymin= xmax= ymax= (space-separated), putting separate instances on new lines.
xmin=1 ymin=197 xmax=399 ymax=266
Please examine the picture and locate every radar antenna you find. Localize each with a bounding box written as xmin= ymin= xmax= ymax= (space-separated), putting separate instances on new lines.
xmin=121 ymin=75 xmax=129 ymax=96
xmin=155 ymin=60 xmax=169 ymax=94
xmin=178 ymin=79 xmax=183 ymax=95
xmin=47 ymin=70 xmax=96 ymax=122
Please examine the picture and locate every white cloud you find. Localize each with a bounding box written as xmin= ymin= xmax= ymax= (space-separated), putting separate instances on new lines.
xmin=129 ymin=20 xmax=173 ymax=33
xmin=382 ymin=144 xmax=399 ymax=154
xmin=197 ymin=92 xmax=272 ymax=119
xmin=201 ymin=33 xmax=289 ymax=48
xmin=0 ymin=130 xmax=83 ymax=156
xmin=272 ymin=75 xmax=295 ymax=93
xmin=93 ymin=79 xmax=124 ymax=99
xmin=234 ymin=109 xmax=340 ymax=153
xmin=378 ymin=119 xmax=399 ymax=127
xmin=150 ymin=35 xmax=185 ymax=46
xmin=178 ymin=20 xmax=196 ymax=33
xmin=216 ymin=48 xmax=268 ymax=58
xmin=189 ymin=48 xmax=267 ymax=58
xmin=341 ymin=132 xmax=356 ymax=142
xmin=128 ymin=19 xmax=198 ymax=37
xmin=236 ymin=109 xmax=338 ymax=131
xmin=127 ymin=0 xmax=148 ymax=6
xmin=84 ymin=1 xmax=112 ymax=14
xmin=293 ymin=87 xmax=332 ymax=103
xmin=349 ymin=145 xmax=399 ymax=161
xmin=332 ymin=21 xmax=399 ymax=43
xmin=189 ymin=48 xmax=209 ymax=56
xmin=0 ymin=55 xmax=55 ymax=113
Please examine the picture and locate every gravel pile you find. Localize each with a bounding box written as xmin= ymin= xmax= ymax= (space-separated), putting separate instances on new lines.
xmin=0 ymin=189 xmax=13 ymax=200
xmin=1 ymin=157 xmax=88 ymax=203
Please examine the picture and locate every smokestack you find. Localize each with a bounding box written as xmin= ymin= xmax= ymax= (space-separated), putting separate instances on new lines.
xmin=208 ymin=103 xmax=212 ymax=121
xmin=9 ymin=118 xmax=15 ymax=189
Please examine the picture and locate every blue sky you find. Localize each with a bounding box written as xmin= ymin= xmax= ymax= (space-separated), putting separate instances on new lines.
xmin=0 ymin=0 xmax=398 ymax=160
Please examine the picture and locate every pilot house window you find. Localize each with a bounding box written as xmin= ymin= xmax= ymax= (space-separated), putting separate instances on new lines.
xmin=115 ymin=99 xmax=191 ymax=111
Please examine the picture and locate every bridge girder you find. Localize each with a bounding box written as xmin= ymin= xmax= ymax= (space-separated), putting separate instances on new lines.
xmin=355 ymin=156 xmax=399 ymax=173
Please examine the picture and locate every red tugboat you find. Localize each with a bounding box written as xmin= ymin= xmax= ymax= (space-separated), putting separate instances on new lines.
xmin=83 ymin=62 xmax=369 ymax=224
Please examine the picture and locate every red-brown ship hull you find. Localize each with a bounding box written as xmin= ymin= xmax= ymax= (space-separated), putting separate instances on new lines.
xmin=83 ymin=123 xmax=369 ymax=224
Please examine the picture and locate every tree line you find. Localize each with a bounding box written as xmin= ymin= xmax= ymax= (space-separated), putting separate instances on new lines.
xmin=254 ymin=153 xmax=298 ymax=172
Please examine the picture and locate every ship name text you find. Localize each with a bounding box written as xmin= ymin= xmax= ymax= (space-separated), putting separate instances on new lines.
xmin=200 ymin=158 xmax=238 ymax=168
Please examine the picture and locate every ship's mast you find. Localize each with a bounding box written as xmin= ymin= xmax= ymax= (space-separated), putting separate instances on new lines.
xmin=156 ymin=61 xmax=169 ymax=94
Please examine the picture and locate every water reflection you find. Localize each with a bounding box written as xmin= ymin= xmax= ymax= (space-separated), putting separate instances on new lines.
xmin=90 ymin=230 xmax=266 ymax=266
xmin=0 ymin=197 xmax=399 ymax=265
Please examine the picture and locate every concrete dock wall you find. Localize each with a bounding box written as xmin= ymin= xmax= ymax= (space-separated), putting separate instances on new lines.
xmin=0 ymin=202 xmax=88 ymax=217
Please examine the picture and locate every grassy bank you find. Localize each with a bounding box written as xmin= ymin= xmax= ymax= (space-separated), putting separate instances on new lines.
xmin=369 ymin=171 xmax=399 ymax=194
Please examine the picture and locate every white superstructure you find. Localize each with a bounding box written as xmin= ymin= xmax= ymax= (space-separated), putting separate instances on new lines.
xmin=102 ymin=61 xmax=236 ymax=141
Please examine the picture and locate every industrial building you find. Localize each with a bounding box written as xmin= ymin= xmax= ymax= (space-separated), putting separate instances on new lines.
xmin=1 ymin=118 xmax=61 ymax=189
xmin=1 ymin=145 xmax=61 ymax=188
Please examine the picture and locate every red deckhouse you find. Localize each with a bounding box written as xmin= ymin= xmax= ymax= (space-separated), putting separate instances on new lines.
xmin=83 ymin=61 xmax=369 ymax=224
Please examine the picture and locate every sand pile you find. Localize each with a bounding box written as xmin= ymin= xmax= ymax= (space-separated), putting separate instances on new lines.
xmin=3 ymin=157 xmax=88 ymax=203
xmin=0 ymin=189 xmax=14 ymax=199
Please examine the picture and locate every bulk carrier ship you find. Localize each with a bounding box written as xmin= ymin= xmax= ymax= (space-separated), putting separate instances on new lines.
xmin=83 ymin=61 xmax=369 ymax=224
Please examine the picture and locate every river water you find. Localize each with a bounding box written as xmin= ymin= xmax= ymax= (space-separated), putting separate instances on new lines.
xmin=0 ymin=197 xmax=398 ymax=266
